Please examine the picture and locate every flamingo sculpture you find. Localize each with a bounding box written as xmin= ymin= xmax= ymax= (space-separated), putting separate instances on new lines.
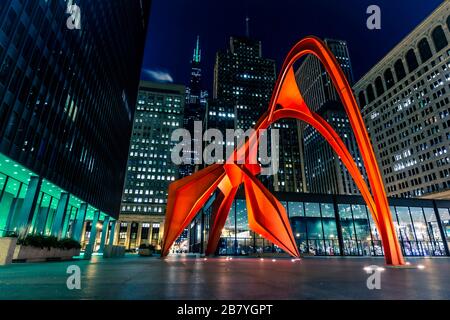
xmin=161 ymin=36 xmax=405 ymax=266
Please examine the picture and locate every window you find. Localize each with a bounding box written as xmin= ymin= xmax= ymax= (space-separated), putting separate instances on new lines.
xmin=288 ymin=202 xmax=304 ymax=217
xmin=4 ymin=112 xmax=18 ymax=140
xmin=2 ymin=8 xmax=17 ymax=37
xmin=236 ymin=199 xmax=250 ymax=238
xmin=405 ymin=49 xmax=419 ymax=73
xmin=352 ymin=205 xmax=372 ymax=255
xmin=366 ymin=84 xmax=375 ymax=103
xmin=375 ymin=76 xmax=385 ymax=96
xmin=395 ymin=206 xmax=421 ymax=256
xmin=394 ymin=59 xmax=406 ymax=81
xmin=418 ymin=38 xmax=432 ymax=63
xmin=384 ymin=69 xmax=395 ymax=90
xmin=338 ymin=204 xmax=359 ymax=255
xmin=141 ymin=224 xmax=150 ymax=241
xmin=432 ymin=26 xmax=448 ymax=52
xmin=358 ymin=91 xmax=366 ymax=108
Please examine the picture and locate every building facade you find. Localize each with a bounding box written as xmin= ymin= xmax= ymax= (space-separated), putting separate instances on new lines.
xmin=117 ymin=81 xmax=184 ymax=250
xmin=0 ymin=0 xmax=150 ymax=252
xmin=189 ymin=191 xmax=450 ymax=258
xmin=354 ymin=2 xmax=450 ymax=199
xmin=213 ymin=36 xmax=276 ymax=132
xmin=209 ymin=35 xmax=302 ymax=192
xmin=295 ymin=39 xmax=365 ymax=195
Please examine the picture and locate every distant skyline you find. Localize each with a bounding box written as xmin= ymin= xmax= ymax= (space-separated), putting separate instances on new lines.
xmin=142 ymin=0 xmax=444 ymax=91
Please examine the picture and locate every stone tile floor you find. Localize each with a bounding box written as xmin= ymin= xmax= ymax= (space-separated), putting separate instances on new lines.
xmin=0 ymin=255 xmax=449 ymax=299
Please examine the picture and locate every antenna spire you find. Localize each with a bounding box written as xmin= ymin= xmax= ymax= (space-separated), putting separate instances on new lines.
xmin=193 ymin=35 xmax=201 ymax=63
xmin=245 ymin=16 xmax=250 ymax=38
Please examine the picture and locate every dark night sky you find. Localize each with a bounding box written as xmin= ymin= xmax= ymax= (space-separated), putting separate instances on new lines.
xmin=141 ymin=0 xmax=444 ymax=91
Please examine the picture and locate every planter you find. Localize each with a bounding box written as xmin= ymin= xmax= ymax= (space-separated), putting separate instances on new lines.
xmin=103 ymin=245 xmax=125 ymax=258
xmin=0 ymin=237 xmax=18 ymax=265
xmin=13 ymin=245 xmax=80 ymax=262
xmin=138 ymin=248 xmax=153 ymax=257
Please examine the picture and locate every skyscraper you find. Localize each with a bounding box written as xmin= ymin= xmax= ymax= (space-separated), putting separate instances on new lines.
xmin=354 ymin=2 xmax=450 ymax=199
xmin=295 ymin=39 xmax=365 ymax=195
xmin=180 ymin=36 xmax=208 ymax=178
xmin=0 ymin=0 xmax=150 ymax=248
xmin=118 ymin=81 xmax=184 ymax=250
xmin=208 ymin=33 xmax=303 ymax=192
xmin=212 ymin=36 xmax=276 ymax=132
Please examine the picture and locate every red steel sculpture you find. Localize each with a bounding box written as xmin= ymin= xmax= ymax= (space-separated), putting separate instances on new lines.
xmin=161 ymin=36 xmax=405 ymax=266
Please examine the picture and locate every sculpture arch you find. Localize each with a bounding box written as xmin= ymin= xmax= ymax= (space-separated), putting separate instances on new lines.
xmin=161 ymin=36 xmax=405 ymax=266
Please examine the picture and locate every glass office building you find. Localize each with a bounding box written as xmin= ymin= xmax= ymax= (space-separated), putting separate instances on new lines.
xmin=0 ymin=0 xmax=151 ymax=245
xmin=296 ymin=39 xmax=365 ymax=195
xmin=189 ymin=191 xmax=450 ymax=257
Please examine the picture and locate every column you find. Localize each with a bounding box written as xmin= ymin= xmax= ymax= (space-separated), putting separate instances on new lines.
xmin=50 ymin=193 xmax=69 ymax=239
xmin=136 ymin=222 xmax=142 ymax=248
xmin=61 ymin=207 xmax=76 ymax=239
xmin=98 ymin=215 xmax=110 ymax=253
xmin=84 ymin=210 xmax=100 ymax=259
xmin=124 ymin=222 xmax=131 ymax=249
xmin=333 ymin=195 xmax=345 ymax=256
xmin=15 ymin=176 xmax=42 ymax=238
xmin=71 ymin=203 xmax=87 ymax=242
xmin=34 ymin=205 xmax=50 ymax=235
xmin=4 ymin=198 xmax=23 ymax=235
xmin=108 ymin=220 xmax=117 ymax=246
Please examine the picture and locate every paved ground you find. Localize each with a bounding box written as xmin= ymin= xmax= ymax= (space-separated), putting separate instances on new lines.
xmin=0 ymin=255 xmax=449 ymax=299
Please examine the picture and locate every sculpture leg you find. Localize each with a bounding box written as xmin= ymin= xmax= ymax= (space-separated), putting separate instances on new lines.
xmin=205 ymin=185 xmax=238 ymax=256
xmin=242 ymin=168 xmax=299 ymax=258
xmin=161 ymin=164 xmax=226 ymax=257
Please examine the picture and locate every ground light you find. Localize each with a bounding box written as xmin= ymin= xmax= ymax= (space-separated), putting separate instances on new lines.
xmin=384 ymin=262 xmax=426 ymax=269
xmin=363 ymin=266 xmax=385 ymax=272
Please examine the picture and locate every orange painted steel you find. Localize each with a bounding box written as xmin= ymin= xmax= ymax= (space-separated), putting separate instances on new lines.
xmin=161 ymin=36 xmax=405 ymax=266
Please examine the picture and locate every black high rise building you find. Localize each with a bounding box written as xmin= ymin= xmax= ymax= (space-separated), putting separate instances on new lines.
xmin=212 ymin=36 xmax=276 ymax=132
xmin=180 ymin=36 xmax=208 ymax=178
xmin=0 ymin=0 xmax=151 ymax=241
xmin=207 ymin=35 xmax=276 ymax=190
xmin=295 ymin=39 xmax=365 ymax=195
xmin=208 ymin=33 xmax=303 ymax=192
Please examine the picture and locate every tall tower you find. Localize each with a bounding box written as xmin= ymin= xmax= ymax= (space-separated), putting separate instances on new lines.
xmin=180 ymin=36 xmax=208 ymax=178
xmin=119 ymin=81 xmax=185 ymax=250
xmin=212 ymin=36 xmax=275 ymax=132
xmin=209 ymin=33 xmax=303 ymax=192
xmin=295 ymin=39 xmax=365 ymax=195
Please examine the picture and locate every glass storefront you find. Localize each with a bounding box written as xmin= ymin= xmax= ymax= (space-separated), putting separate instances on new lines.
xmin=438 ymin=208 xmax=450 ymax=250
xmin=0 ymin=153 xmax=112 ymax=249
xmin=196 ymin=192 xmax=450 ymax=257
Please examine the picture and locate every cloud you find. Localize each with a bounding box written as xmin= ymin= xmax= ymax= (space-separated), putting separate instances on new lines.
xmin=142 ymin=69 xmax=174 ymax=83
